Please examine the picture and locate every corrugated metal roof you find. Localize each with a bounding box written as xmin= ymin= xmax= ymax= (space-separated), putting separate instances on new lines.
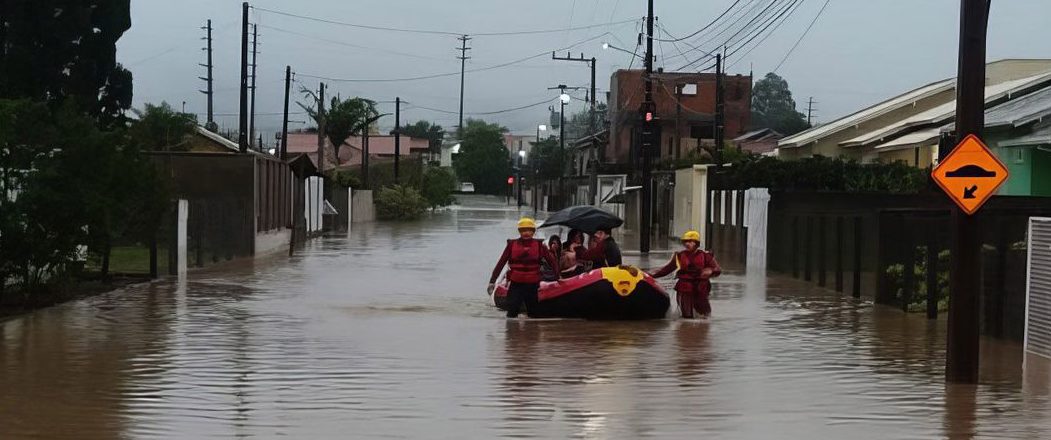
xmin=778 ymin=78 xmax=954 ymax=148
xmin=985 ymin=86 xmax=1051 ymax=128
xmin=841 ymin=72 xmax=1051 ymax=148
xmin=1000 ymin=125 xmax=1051 ymax=148
xmin=872 ymin=127 xmax=941 ymax=151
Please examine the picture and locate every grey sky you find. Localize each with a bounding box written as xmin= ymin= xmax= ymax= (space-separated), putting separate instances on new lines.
xmin=118 ymin=0 xmax=1051 ymax=140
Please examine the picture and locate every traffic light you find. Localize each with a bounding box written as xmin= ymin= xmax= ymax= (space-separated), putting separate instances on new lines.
xmin=507 ymin=176 xmax=515 ymax=185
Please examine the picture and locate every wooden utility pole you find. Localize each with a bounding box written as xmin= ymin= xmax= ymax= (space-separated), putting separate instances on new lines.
xmin=316 ymin=82 xmax=326 ymax=174
xmin=806 ymin=96 xmax=817 ymax=126
xmin=249 ymin=24 xmax=259 ymax=149
xmin=238 ymin=2 xmax=249 ymax=153
xmin=714 ymin=53 xmax=725 ymax=169
xmin=946 ymin=0 xmax=990 ymax=384
xmin=640 ymin=0 xmax=655 ymax=254
xmin=199 ymin=19 xmax=215 ymax=129
xmin=281 ymin=66 xmax=292 ymax=161
xmin=457 ymin=35 xmax=471 ymax=137
xmin=394 ymin=97 xmax=401 ymax=182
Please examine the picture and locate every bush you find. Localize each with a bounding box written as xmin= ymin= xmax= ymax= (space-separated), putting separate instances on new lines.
xmin=420 ymin=166 xmax=457 ymax=208
xmin=885 ymin=247 xmax=950 ymax=313
xmin=715 ymin=155 xmax=929 ymax=193
xmin=336 ymin=157 xmax=423 ymax=190
xmin=330 ymin=170 xmax=361 ymax=189
xmin=375 ymin=185 xmax=428 ymax=220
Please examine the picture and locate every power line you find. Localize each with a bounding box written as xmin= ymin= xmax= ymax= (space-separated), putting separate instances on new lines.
xmin=677 ymin=0 xmax=803 ymax=72
xmin=773 ymin=0 xmax=831 ymax=73
xmin=654 ymin=0 xmax=745 ymax=42
xmin=404 ymin=96 xmax=557 ymax=116
xmin=252 ymin=5 xmax=637 ymax=38
xmin=257 ymin=24 xmax=450 ymax=61
xmin=662 ymin=0 xmax=772 ymax=65
xmin=724 ymin=0 xmax=808 ymax=69
xmin=299 ymin=31 xmax=614 ymax=83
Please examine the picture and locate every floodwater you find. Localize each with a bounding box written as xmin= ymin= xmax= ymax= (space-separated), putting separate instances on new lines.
xmin=2 ymin=196 xmax=1050 ymax=439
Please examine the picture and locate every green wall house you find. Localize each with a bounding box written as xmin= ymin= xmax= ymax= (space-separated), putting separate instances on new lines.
xmin=994 ymin=126 xmax=1051 ymax=196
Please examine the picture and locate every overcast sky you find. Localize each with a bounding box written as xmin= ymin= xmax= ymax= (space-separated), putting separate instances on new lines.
xmin=118 ymin=0 xmax=1051 ymax=140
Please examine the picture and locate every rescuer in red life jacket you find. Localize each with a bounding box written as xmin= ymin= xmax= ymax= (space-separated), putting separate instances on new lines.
xmin=488 ymin=218 xmax=560 ymax=318
xmin=648 ymin=231 xmax=722 ymax=319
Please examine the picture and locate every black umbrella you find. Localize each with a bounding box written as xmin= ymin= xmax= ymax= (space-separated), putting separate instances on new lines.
xmin=539 ymin=206 xmax=624 ymax=234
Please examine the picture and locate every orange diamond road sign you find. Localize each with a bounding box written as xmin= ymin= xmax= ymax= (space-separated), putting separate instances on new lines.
xmin=932 ymin=134 xmax=1009 ymax=215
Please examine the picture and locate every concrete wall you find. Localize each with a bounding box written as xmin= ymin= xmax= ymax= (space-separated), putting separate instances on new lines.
xmin=304 ymin=176 xmax=324 ymax=233
xmin=352 ymin=189 xmax=375 ymax=223
xmin=672 ymin=165 xmax=711 ymax=239
xmin=254 ymin=229 xmax=292 ymax=256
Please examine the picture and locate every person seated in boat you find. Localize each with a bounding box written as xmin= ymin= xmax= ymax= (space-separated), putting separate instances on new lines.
xmin=540 ymin=235 xmax=563 ymax=282
xmin=647 ymin=231 xmax=721 ymax=319
xmin=575 ymin=228 xmax=622 ymax=268
xmin=488 ymin=218 xmax=560 ymax=318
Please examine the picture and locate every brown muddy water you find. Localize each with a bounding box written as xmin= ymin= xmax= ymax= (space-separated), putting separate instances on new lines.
xmin=1 ymin=196 xmax=1049 ymax=439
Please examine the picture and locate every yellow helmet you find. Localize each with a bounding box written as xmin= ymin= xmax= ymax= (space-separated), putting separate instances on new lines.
xmin=517 ymin=217 xmax=537 ymax=230
xmin=681 ymin=230 xmax=701 ymax=243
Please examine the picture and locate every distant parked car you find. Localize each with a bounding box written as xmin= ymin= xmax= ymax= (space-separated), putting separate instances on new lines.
xmin=459 ymin=182 xmax=476 ymax=193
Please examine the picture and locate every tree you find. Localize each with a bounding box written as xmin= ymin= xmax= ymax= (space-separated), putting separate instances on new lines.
xmin=452 ymin=119 xmax=510 ymax=195
xmin=401 ymin=120 xmax=446 ymax=154
xmin=563 ymin=102 xmax=608 ymax=142
xmin=0 ymin=1 xmax=134 ymax=125
xmin=420 ymin=166 xmax=457 ymax=208
xmin=128 ymin=102 xmax=198 ymax=151
xmin=528 ymin=137 xmax=566 ymax=180
xmin=299 ymin=92 xmax=383 ymax=167
xmin=751 ymin=72 xmax=810 ymax=136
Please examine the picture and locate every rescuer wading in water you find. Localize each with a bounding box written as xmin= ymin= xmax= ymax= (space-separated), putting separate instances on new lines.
xmin=648 ymin=231 xmax=721 ymax=319
xmin=488 ymin=218 xmax=560 ymax=318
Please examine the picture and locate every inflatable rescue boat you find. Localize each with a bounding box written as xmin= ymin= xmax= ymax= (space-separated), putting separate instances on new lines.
xmin=494 ymin=266 xmax=670 ymax=320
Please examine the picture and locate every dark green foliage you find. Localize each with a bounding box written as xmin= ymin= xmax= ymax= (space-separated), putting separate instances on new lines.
xmin=717 ymin=155 xmax=929 ymax=193
xmin=331 ymin=170 xmax=362 ymax=189
xmin=0 ymin=0 xmax=133 ymax=125
xmin=129 ymin=102 xmax=197 ymax=151
xmin=375 ymin=185 xmax=427 ymax=220
xmin=401 ymin=121 xmax=446 ymax=154
xmin=420 ymin=167 xmax=457 ymax=208
xmin=1 ymin=100 xmax=167 ymax=293
xmin=885 ymin=248 xmax=950 ymax=313
xmin=452 ymin=119 xmax=510 ymax=195
xmin=299 ymin=93 xmax=382 ymax=165
xmin=751 ymin=73 xmax=810 ymax=136
xmin=527 ymin=137 xmax=565 ymax=180
xmin=337 ymin=157 xmax=424 ymax=191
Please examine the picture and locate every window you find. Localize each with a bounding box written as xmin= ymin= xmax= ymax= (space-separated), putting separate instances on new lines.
xmin=681 ymin=84 xmax=697 ymax=95
xmin=690 ymin=124 xmax=714 ymax=139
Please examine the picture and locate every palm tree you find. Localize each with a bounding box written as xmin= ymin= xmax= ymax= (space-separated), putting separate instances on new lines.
xmin=299 ymin=91 xmax=385 ymax=166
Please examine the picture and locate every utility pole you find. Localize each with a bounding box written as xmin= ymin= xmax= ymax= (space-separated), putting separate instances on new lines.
xmin=806 ymin=96 xmax=817 ymax=126
xmin=551 ymin=52 xmax=599 ymax=206
xmin=457 ymin=35 xmax=472 ymax=137
xmin=249 ymin=23 xmax=259 ymax=150
xmin=238 ymin=2 xmax=249 ymax=153
xmin=394 ymin=97 xmax=401 ymax=183
xmin=714 ymin=53 xmax=725 ymax=169
xmin=281 ymin=66 xmax=292 ymax=161
xmin=946 ymin=0 xmax=990 ymax=384
xmin=675 ymin=84 xmax=683 ymax=160
xmin=199 ymin=19 xmax=215 ymax=130
xmin=316 ymin=82 xmax=326 ymax=174
xmin=639 ymin=0 xmax=656 ymax=254
xmin=549 ymin=84 xmax=584 ymax=209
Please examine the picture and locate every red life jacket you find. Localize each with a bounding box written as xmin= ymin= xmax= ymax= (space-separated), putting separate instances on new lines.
xmin=507 ymin=239 xmax=543 ymax=284
xmin=675 ymin=250 xmax=709 ymax=281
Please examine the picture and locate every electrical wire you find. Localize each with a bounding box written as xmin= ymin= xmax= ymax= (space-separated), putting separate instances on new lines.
xmin=723 ymin=0 xmax=807 ymax=68
xmin=404 ymin=96 xmax=556 ymax=116
xmin=772 ymin=0 xmax=831 ymax=73
xmin=654 ymin=0 xmax=745 ymax=42
xmin=258 ymin=24 xmax=451 ymax=62
xmin=253 ymin=5 xmax=637 ymax=38
xmin=299 ymin=31 xmax=614 ymax=83
xmin=660 ymin=0 xmax=767 ymax=63
xmin=676 ymin=0 xmax=802 ymax=72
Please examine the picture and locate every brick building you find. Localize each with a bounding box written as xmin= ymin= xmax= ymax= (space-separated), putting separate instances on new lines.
xmin=606 ymin=70 xmax=752 ymax=166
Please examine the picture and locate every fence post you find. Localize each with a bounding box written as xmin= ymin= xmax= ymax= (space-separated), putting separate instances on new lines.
xmin=149 ymin=234 xmax=158 ymax=279
xmin=926 ymin=224 xmax=939 ymax=319
xmin=792 ymin=216 xmax=800 ymax=279
xmin=818 ymin=216 xmax=827 ymax=287
xmin=738 ymin=190 xmax=747 ymax=264
xmin=853 ymin=216 xmax=863 ymax=299
xmin=804 ymin=216 xmax=813 ymax=282
xmin=902 ymin=225 xmax=916 ymax=312
xmin=835 ymin=216 xmax=844 ymax=292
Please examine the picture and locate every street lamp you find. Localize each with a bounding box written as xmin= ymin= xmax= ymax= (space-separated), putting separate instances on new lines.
xmin=560 ymin=93 xmax=572 ymax=104
xmin=602 ymin=42 xmax=643 ymax=60
xmin=516 ymin=149 xmax=526 ymax=209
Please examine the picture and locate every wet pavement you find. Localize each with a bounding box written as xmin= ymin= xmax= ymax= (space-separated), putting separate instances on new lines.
xmin=2 ymin=195 xmax=1050 ymax=439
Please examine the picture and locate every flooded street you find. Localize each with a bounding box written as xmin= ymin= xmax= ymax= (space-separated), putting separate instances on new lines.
xmin=2 ymin=195 xmax=1050 ymax=439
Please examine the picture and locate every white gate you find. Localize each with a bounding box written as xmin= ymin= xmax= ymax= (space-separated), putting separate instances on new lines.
xmin=1026 ymin=217 xmax=1051 ymax=360
xmin=744 ymin=188 xmax=771 ymax=269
